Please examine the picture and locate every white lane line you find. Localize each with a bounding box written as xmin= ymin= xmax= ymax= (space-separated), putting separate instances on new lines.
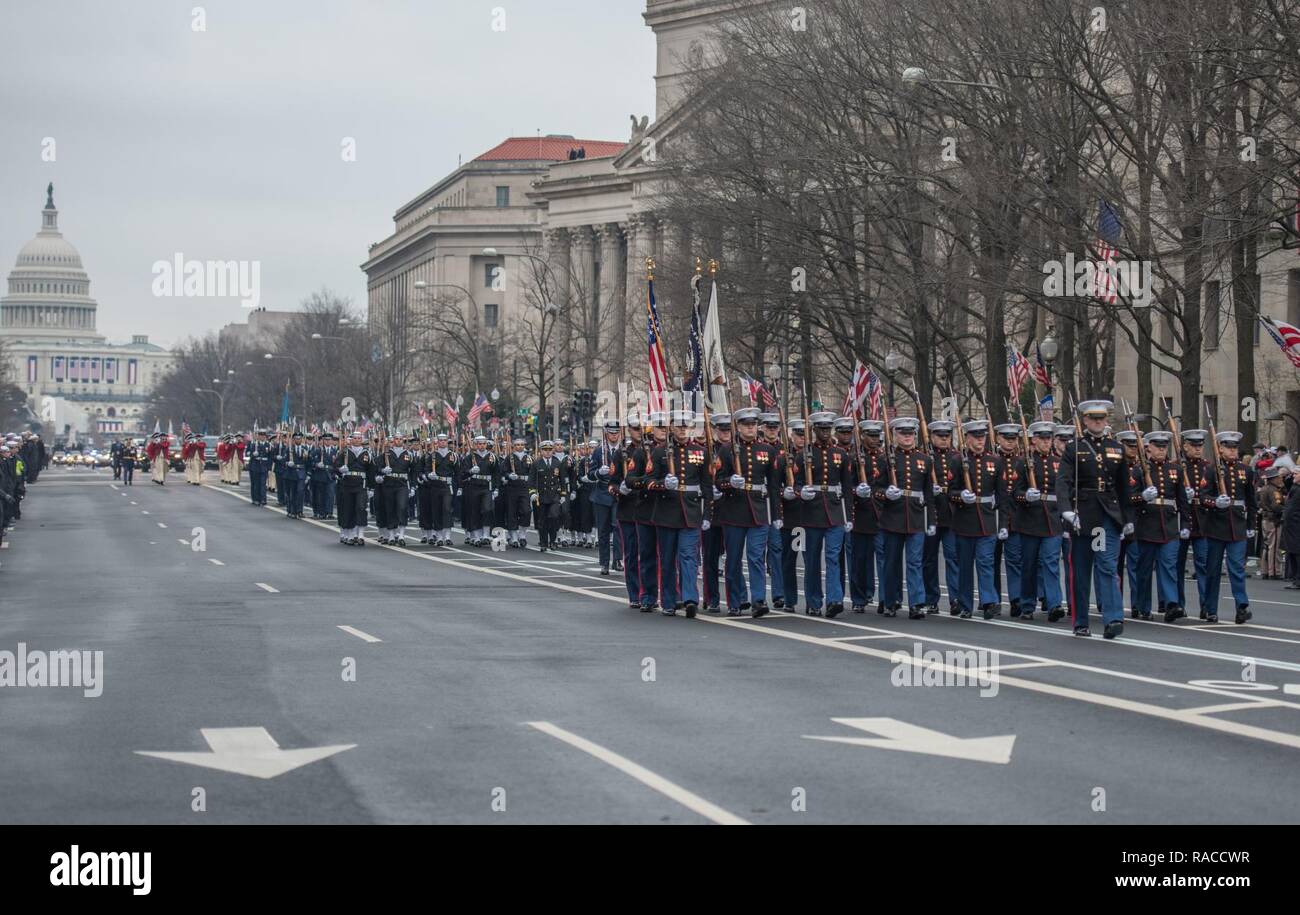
xmin=177 ymin=538 xmax=188 ymax=544
xmin=828 ymin=634 xmax=906 ymax=642
xmin=0 ymin=542 xmax=8 ymax=549
xmin=255 ymin=582 xmax=279 ymax=593
xmin=200 ymin=482 xmax=1300 ymax=750
xmin=157 ymin=522 xmax=167 ymax=529
xmin=526 ymin=721 xmax=748 ymax=826
xmin=109 ymin=484 xmax=119 ymax=491
xmin=1184 ymin=700 xmax=1284 ymax=716
xmin=338 ymin=625 xmax=382 ymax=643
xmin=141 ymin=510 xmax=149 ymax=515
xmin=209 ymin=559 xmax=224 ymax=566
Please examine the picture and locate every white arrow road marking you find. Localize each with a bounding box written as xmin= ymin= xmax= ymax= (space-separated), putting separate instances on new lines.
xmin=255 ymin=582 xmax=279 ymax=593
xmin=1285 ymin=684 xmax=1300 ymax=696
xmin=804 ymin=717 xmax=1017 ymax=765
xmin=338 ymin=625 xmax=381 ymax=643
xmin=527 ymin=721 xmax=749 ymax=825
xmin=136 ymin=727 xmax=355 ymax=779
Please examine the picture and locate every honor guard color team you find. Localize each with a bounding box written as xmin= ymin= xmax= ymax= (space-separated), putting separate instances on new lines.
xmin=42 ymin=394 xmax=1291 ymax=639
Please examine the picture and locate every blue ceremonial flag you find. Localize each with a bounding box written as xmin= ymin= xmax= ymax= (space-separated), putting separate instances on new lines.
xmin=1038 ymin=393 xmax=1055 ymax=422
xmin=280 ymin=380 xmax=291 ymax=424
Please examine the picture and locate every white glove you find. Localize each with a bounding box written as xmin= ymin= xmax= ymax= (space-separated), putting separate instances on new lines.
xmin=997 ymin=528 xmax=1008 ymax=540
xmin=530 ymin=493 xmax=539 ymax=506
xmin=843 ymin=522 xmax=853 ymax=532
xmin=1185 ymin=486 xmax=1196 ymax=502
xmin=1025 ymin=487 xmax=1041 ymax=503
xmin=569 ymin=492 xmax=577 ymax=501
xmin=729 ymin=474 xmax=745 ymax=488
xmin=772 ymin=519 xmax=783 ymax=530
xmin=1180 ymin=528 xmax=1190 ymax=540
xmin=471 ymin=464 xmax=480 ymax=474
xmin=926 ymin=525 xmax=936 ymax=536
xmin=1246 ymin=528 xmax=1255 ymax=539
xmin=597 ymin=465 xmax=610 ymax=477
xmin=664 ymin=474 xmax=679 ymax=490
xmin=1063 ymin=510 xmax=1080 ymax=530
xmin=380 ymin=466 xmax=391 ymax=475
xmin=618 ymin=482 xmax=631 ymax=496
xmin=800 ymin=485 xmax=817 ymax=501
xmin=1214 ymin=494 xmax=1231 ymax=510
xmin=1142 ymin=485 xmax=1158 ymax=502
xmin=492 ymin=489 xmax=498 ymax=499
xmin=712 ymin=486 xmax=723 ymax=501
xmin=783 ymin=486 xmax=797 ymax=500
xmin=317 ymin=462 xmax=326 ymax=469
xmin=884 ymin=485 xmax=902 ymax=501
xmin=701 ymin=519 xmax=710 ymax=531
xmin=855 ymin=483 xmax=870 ymax=499
xmin=508 ymin=472 xmax=518 ymax=481
xmin=455 ymin=488 xmax=463 ymax=497
xmin=960 ymin=489 xmax=976 ymax=504
xmin=1122 ymin=522 xmax=1134 ymax=537
xmin=933 ymin=483 xmax=943 ymax=495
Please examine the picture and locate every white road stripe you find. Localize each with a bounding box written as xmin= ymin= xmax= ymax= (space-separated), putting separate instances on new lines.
xmin=338 ymin=625 xmax=382 ymax=643
xmin=255 ymin=582 xmax=279 ymax=593
xmin=526 ymin=721 xmax=748 ymax=825
xmin=157 ymin=522 xmax=167 ymax=528
xmin=199 ymin=482 xmax=1300 ymax=750
xmin=209 ymin=559 xmax=224 ymax=566
xmin=1184 ymin=700 xmax=1284 ymax=715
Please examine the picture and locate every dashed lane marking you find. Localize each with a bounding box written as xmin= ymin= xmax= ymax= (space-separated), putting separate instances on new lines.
xmin=338 ymin=625 xmax=382 ymax=643
xmin=255 ymin=582 xmax=279 ymax=593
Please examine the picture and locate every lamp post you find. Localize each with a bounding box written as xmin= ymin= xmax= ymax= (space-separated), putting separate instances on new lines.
xmin=194 ymin=387 xmax=225 ymax=434
xmin=1039 ymin=329 xmax=1059 ymax=420
xmin=884 ymin=348 xmax=904 ymax=414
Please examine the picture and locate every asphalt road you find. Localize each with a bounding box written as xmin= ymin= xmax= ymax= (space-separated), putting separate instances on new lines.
xmin=4 ymin=467 xmax=1300 ymax=824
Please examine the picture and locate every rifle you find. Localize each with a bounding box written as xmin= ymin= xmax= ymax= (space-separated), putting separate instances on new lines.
xmin=949 ymin=384 xmax=974 ymax=494
xmin=1014 ymin=398 xmax=1037 ymax=491
xmin=801 ymin=379 xmax=813 ymax=487
xmin=1204 ymin=401 xmax=1228 ymax=497
xmin=1069 ymin=394 xmax=1085 ymax=524
xmin=1120 ymin=396 xmax=1153 ymax=490
xmin=1163 ymin=396 xmax=1193 ymax=491
xmin=912 ymin=386 xmax=938 ymax=488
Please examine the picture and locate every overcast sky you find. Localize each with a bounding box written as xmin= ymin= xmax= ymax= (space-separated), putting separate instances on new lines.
xmin=0 ymin=0 xmax=655 ymax=347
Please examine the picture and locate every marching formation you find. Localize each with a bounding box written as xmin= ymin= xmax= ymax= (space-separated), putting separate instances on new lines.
xmin=126 ymin=394 xmax=1273 ymax=642
xmin=0 ymin=432 xmax=47 ymax=567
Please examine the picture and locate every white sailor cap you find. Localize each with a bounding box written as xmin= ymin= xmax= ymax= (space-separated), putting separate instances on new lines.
xmin=1181 ymin=429 xmax=1208 ymax=444
xmin=669 ymin=410 xmax=695 ymax=426
xmin=759 ymin=412 xmax=781 ymax=425
xmin=710 ymin=412 xmax=732 ymax=428
xmin=512 ymin=438 xmax=527 ymax=446
xmin=994 ymin=423 xmax=1022 ymax=437
xmin=435 ymin=432 xmax=449 ymax=440
xmin=648 ymin=411 xmax=668 ymax=426
xmin=1116 ymin=430 xmax=1139 ymax=445
xmin=624 ymin=411 xmax=643 ymax=427
xmin=603 ymin=418 xmax=622 ymax=431
xmin=1216 ymin=430 xmax=1243 ymax=446
xmin=540 ymin=439 xmax=554 ymax=448
xmin=1143 ymin=431 xmax=1172 ymax=446
xmin=928 ymin=420 xmax=955 ymax=435
xmin=473 ymin=435 xmax=488 ymax=444
xmin=734 ymin=407 xmax=762 ymax=423
xmin=962 ymin=420 xmax=989 ymax=435
xmin=859 ymin=419 xmax=884 ymax=436
xmin=1077 ymin=399 xmax=1113 ymax=418
xmin=787 ymin=419 xmax=806 ymax=433
xmin=809 ymin=410 xmax=836 ymax=427
xmin=1027 ymin=421 xmax=1055 ymax=437
xmin=1054 ymin=425 xmax=1075 ymax=438
xmin=890 ymin=416 xmax=920 ymax=433
xmin=587 ymin=439 xmax=599 ymax=448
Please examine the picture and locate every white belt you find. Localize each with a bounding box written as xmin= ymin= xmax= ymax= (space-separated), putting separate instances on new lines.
xmin=977 ymin=495 xmax=995 ymax=505
xmin=469 ymin=474 xmax=493 ymax=482
xmin=1148 ymin=497 xmax=1173 ymax=507
xmin=344 ymin=471 xmax=365 ymax=478
xmin=1231 ymin=499 xmax=1246 ymax=508
xmin=433 ymin=475 xmax=454 ymax=484
xmin=680 ymin=484 xmax=701 ymax=493
xmin=738 ymin=483 xmax=767 ymax=494
xmin=1042 ymin=494 xmax=1058 ymax=503
xmin=902 ymin=489 xmax=926 ymax=500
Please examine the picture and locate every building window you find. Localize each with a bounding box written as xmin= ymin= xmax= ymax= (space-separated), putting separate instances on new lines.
xmin=496 ymin=186 xmax=510 ymax=207
xmin=484 ymin=303 xmax=499 ymax=327
xmin=485 ymin=263 xmax=501 ymax=289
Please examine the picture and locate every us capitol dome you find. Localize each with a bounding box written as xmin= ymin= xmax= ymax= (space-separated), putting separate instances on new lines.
xmin=1 ymin=184 xmax=173 ymax=439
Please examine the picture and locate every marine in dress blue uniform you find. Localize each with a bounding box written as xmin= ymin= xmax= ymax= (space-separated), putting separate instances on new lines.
xmin=876 ymin=416 xmax=936 ymax=619
xmin=1011 ymin=422 xmax=1065 ymax=622
xmin=1197 ymin=431 xmax=1255 ymax=624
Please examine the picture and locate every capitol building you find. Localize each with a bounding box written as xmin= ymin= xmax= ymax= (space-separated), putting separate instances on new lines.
xmin=1 ymin=184 xmax=172 ymax=438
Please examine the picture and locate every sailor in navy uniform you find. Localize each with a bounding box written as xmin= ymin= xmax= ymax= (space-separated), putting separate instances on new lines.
xmin=612 ymin=416 xmax=648 ymax=607
xmin=333 ymin=432 xmax=370 ymax=544
xmin=459 ymin=435 xmax=499 ymax=546
xmin=280 ymin=431 xmax=309 ymax=519
xmin=501 ymin=437 xmax=534 ymax=548
xmin=588 ymin=419 xmax=623 ymax=573
xmin=530 ymin=440 xmax=568 ymax=552
xmin=1127 ymin=430 xmax=1190 ymax=622
xmin=376 ymin=434 xmax=413 ymax=546
xmin=1056 ymin=400 xmax=1130 ymax=638
xmin=246 ymin=428 xmax=272 ymax=506
xmin=1197 ymin=430 xmax=1255 ymax=624
xmin=419 ymin=433 xmax=459 ymax=546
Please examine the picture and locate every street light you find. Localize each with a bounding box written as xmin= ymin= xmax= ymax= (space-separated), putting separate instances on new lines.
xmin=901 ymin=66 xmax=1007 ymax=92
xmin=194 ymin=387 xmax=225 ymax=433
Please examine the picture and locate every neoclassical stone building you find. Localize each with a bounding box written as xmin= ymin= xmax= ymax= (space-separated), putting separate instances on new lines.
xmin=0 ymin=186 xmax=173 ymax=438
xmin=361 ymin=0 xmax=734 ymax=416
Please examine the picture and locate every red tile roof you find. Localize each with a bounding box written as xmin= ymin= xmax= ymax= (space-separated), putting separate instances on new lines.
xmin=474 ymin=136 xmax=626 ymax=162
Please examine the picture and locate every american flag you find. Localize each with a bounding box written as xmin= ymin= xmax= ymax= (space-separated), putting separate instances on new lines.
xmin=413 ymin=401 xmax=429 ymax=425
xmin=740 ymin=373 xmax=777 ymax=409
xmin=647 ymin=276 xmax=670 ymax=412
xmin=1094 ymin=199 xmax=1122 ymax=304
xmin=467 ymin=392 xmax=492 ymax=426
xmin=1032 ymin=342 xmax=1052 ymax=386
xmin=1259 ymin=315 xmax=1300 ymax=368
xmin=444 ymin=400 xmax=459 ymax=427
xmin=309 ymin=423 xmax=320 ymax=436
xmin=842 ymin=359 xmax=875 ymax=418
xmin=866 ymin=371 xmax=883 ymax=421
xmin=1007 ymin=347 xmax=1031 ymax=400
xmin=181 ymin=419 xmax=191 ymax=437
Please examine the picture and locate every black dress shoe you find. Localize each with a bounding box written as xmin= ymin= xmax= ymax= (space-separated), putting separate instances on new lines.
xmin=684 ymin=601 xmax=697 ymax=619
xmin=740 ymin=602 xmax=751 ymax=612
xmin=1206 ymin=613 xmax=1219 ymax=623
xmin=640 ymin=604 xmax=656 ymax=613
xmin=959 ymin=609 xmax=973 ymax=619
xmin=1285 ymin=582 xmax=1300 ymax=590
xmin=826 ymin=603 xmax=843 ymax=619
xmin=875 ymin=602 xmax=886 ymax=615
xmin=706 ymin=605 xmax=720 ymax=614
xmin=726 ymin=607 xmax=742 ymax=617
xmin=772 ymin=598 xmax=785 ymax=610
xmin=1235 ymin=605 xmax=1252 ymax=624
xmin=1136 ymin=611 xmax=1152 ymax=621
xmin=1074 ymin=626 xmax=1091 ymax=637
xmin=883 ymin=605 xmax=898 ymax=618
xmin=600 ymin=566 xmax=609 ymax=575
xmin=1008 ymin=603 xmax=1022 ymax=619
xmin=1044 ymin=607 xmax=1064 ymax=622
xmin=805 ymin=606 xmax=822 ymax=616
xmin=1103 ymin=621 xmax=1123 ymax=640
xmin=1019 ymin=610 xmax=1035 ymax=621
xmin=949 ymin=604 xmax=962 ymax=617
xmin=752 ymin=601 xmax=769 ymax=618
xmin=851 ymin=604 xmax=865 ymax=614
xmin=629 ymin=601 xmax=639 ymax=609
xmin=661 ymin=606 xmax=677 ymax=616
xmin=1199 ymin=608 xmax=1208 ymax=620
xmin=981 ymin=604 xmax=999 ymax=620
xmin=613 ymin=559 xmax=624 ymax=571
xmin=907 ymin=606 xmax=926 ymax=620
